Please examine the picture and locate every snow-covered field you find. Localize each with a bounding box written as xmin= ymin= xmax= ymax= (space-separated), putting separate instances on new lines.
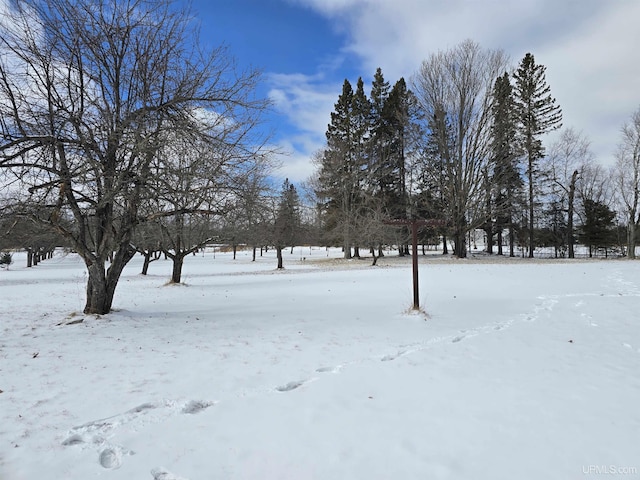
xmin=1 ymin=247 xmax=639 ymax=479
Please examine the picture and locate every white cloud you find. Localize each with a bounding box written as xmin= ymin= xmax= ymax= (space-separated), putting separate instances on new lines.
xmin=267 ymin=72 xmax=343 ymax=182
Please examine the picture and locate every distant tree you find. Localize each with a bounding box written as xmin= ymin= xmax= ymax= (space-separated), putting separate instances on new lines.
xmin=579 ymin=163 xmax=613 ymax=209
xmin=236 ymin=172 xmax=273 ymax=262
xmin=0 ymin=213 xmax=64 ymax=266
xmin=579 ymin=199 xmax=617 ymax=257
xmin=545 ymin=128 xmax=594 ymax=258
xmin=0 ymin=251 xmax=12 ymax=269
xmin=613 ymin=106 xmax=640 ymax=258
xmin=413 ymin=40 xmax=509 ymax=258
xmin=132 ymin=221 xmax=163 ymax=276
xmin=274 ymin=179 xmax=301 ymax=269
xmin=512 ymin=53 xmax=563 ymax=257
xmin=146 ymin=126 xmax=269 ymax=283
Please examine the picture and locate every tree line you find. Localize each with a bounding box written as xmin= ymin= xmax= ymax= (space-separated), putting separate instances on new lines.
xmin=311 ymin=40 xmax=639 ymax=261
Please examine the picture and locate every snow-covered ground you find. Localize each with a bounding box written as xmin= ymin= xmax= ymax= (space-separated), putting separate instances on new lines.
xmin=1 ymin=247 xmax=639 ymax=479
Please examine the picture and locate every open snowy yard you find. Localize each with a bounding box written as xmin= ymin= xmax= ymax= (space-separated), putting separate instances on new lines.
xmin=1 ymin=248 xmax=639 ymax=479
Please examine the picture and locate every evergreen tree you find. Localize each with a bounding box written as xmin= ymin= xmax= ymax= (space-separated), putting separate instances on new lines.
xmin=274 ymin=178 xmax=301 ymax=269
xmin=378 ymin=77 xmax=420 ymax=255
xmin=513 ymin=53 xmax=563 ymax=258
xmin=368 ymin=69 xmax=394 ymax=216
xmin=579 ymin=199 xmax=617 ymax=257
xmin=350 ymin=77 xmax=372 ymax=257
xmin=490 ymin=73 xmax=523 ymax=256
xmin=317 ymin=78 xmax=371 ymax=259
xmin=384 ymin=78 xmax=413 ymax=219
xmin=416 ymin=107 xmax=455 ymax=254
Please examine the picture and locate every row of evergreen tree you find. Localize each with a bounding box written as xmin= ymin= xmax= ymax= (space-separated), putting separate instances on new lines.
xmin=311 ymin=41 xmax=620 ymax=259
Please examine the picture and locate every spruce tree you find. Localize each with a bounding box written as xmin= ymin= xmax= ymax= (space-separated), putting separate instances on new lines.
xmin=274 ymin=178 xmax=301 ymax=269
xmin=350 ymin=77 xmax=372 ymax=258
xmin=513 ymin=53 xmax=562 ymax=258
xmin=579 ymin=199 xmax=617 ymax=257
xmin=417 ymin=107 xmax=455 ymax=254
xmin=317 ymin=79 xmax=370 ymax=259
xmin=368 ymin=68 xmax=392 ymax=214
xmin=385 ymin=78 xmax=421 ymax=254
xmin=490 ymin=73 xmax=522 ymax=256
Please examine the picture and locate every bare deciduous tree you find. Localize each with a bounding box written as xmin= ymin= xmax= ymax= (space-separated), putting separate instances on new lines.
xmin=545 ymin=128 xmax=594 ymax=258
xmin=614 ymin=106 xmax=640 ymax=258
xmin=0 ymin=0 xmax=271 ymax=313
xmin=412 ymin=40 xmax=510 ymax=258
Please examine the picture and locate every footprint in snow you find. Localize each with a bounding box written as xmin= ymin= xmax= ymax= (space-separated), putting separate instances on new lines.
xmin=62 ymin=399 xmax=213 ymax=470
xmin=99 ymin=446 xmax=124 ymax=469
xmin=61 ymin=434 xmax=85 ymax=446
xmin=151 ymin=467 xmax=189 ymax=480
xmin=381 ymin=350 xmax=408 ymax=362
xmin=451 ymin=335 xmax=466 ymax=343
xmin=316 ymin=365 xmax=341 ymax=373
xmin=181 ymin=400 xmax=215 ymax=414
xmin=276 ymin=380 xmax=306 ymax=392
xmin=316 ymin=367 xmax=340 ymax=373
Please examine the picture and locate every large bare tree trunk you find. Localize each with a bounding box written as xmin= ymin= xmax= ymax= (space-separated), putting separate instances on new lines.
xmin=84 ymin=245 xmax=135 ymax=314
xmin=171 ymin=256 xmax=184 ymax=284
xmin=453 ymin=229 xmax=467 ymax=258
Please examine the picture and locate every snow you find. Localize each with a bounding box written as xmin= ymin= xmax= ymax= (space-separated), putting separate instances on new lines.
xmin=1 ymin=247 xmax=639 ymax=479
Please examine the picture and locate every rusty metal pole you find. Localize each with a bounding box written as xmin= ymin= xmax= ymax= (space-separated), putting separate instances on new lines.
xmin=411 ymin=219 xmax=419 ymax=310
xmin=384 ymin=217 xmax=444 ymax=312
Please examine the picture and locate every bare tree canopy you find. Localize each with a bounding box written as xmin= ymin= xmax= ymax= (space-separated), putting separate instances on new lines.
xmin=545 ymin=128 xmax=594 ymax=258
xmin=411 ymin=39 xmax=510 ymax=258
xmin=614 ymin=106 xmax=640 ymax=258
xmin=0 ymin=0 xmax=272 ymax=313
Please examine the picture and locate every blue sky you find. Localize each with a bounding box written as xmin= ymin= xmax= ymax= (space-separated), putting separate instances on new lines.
xmin=2 ymin=0 xmax=636 ymax=185
xmin=190 ymin=0 xmax=363 ymax=184
xmin=186 ymin=0 xmax=640 ymax=186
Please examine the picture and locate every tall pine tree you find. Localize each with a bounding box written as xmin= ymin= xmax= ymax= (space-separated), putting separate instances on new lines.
xmin=490 ymin=72 xmax=523 ymax=256
xmin=317 ymin=78 xmax=371 ymax=259
xmin=513 ymin=53 xmax=562 ymax=258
